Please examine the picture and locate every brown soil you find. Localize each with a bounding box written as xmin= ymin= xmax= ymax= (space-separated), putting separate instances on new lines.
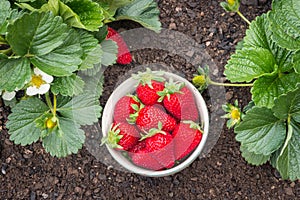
xmin=1 ymin=0 xmax=300 ymax=199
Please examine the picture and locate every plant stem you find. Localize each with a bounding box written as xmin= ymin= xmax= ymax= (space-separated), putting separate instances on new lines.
xmin=237 ymin=11 xmax=251 ymax=25
xmin=45 ymin=92 xmax=53 ymax=113
xmin=0 ymin=36 xmax=7 ymax=44
xmin=0 ymin=48 xmax=12 ymax=55
xmin=209 ymin=79 xmax=253 ymax=87
xmin=53 ymin=94 xmax=57 ymax=116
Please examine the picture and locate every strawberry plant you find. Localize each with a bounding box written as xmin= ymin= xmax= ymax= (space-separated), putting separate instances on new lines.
xmin=194 ymin=0 xmax=300 ymax=180
xmin=0 ymin=0 xmax=161 ymax=157
xmin=102 ymin=69 xmax=205 ymax=171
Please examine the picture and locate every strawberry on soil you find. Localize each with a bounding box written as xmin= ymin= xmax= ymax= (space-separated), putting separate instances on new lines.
xmin=106 ymin=27 xmax=132 ymax=65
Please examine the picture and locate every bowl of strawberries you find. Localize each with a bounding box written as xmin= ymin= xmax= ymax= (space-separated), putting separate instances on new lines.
xmin=101 ymin=68 xmax=209 ymax=177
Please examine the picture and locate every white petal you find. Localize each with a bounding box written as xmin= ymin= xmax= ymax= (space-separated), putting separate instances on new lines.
xmin=34 ymin=68 xmax=43 ymax=75
xmin=42 ymin=73 xmax=53 ymax=83
xmin=2 ymin=91 xmax=16 ymax=101
xmin=26 ymin=86 xmax=39 ymax=96
xmin=34 ymin=68 xmax=53 ymax=83
xmin=0 ymin=91 xmax=2 ymax=96
xmin=37 ymin=84 xmax=50 ymax=94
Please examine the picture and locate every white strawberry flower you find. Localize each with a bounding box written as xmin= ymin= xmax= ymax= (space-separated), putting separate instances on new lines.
xmin=26 ymin=68 xmax=53 ymax=96
xmin=0 ymin=90 xmax=16 ymax=101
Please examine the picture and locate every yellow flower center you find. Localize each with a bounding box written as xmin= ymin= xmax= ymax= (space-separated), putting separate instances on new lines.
xmin=46 ymin=118 xmax=57 ymax=129
xmin=228 ymin=0 xmax=235 ymax=6
xmin=231 ymin=108 xmax=240 ymax=120
xmin=31 ymin=75 xmax=45 ymax=88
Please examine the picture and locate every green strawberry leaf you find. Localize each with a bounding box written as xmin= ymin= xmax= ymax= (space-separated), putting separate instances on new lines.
xmin=95 ymin=0 xmax=134 ymax=16
xmin=0 ymin=57 xmax=31 ymax=92
xmin=7 ymin=12 xmax=69 ymax=56
xmin=51 ymin=74 xmax=85 ymax=96
xmin=40 ymin=0 xmax=81 ymax=26
xmin=0 ymin=0 xmax=11 ymax=27
xmin=42 ymin=117 xmax=85 ymax=157
xmin=269 ymin=0 xmax=300 ymax=50
xmin=16 ymin=0 xmax=37 ymax=2
xmin=292 ymin=51 xmax=300 ymax=74
xmin=57 ymin=92 xmax=102 ymax=126
xmin=41 ymin=0 xmax=104 ymax=31
xmin=272 ymin=87 xmax=300 ymax=120
xmin=79 ymin=71 xmax=104 ymax=99
xmin=78 ymin=30 xmax=102 ymax=70
xmin=16 ymin=0 xmax=46 ymax=8
xmin=56 ymin=70 xmax=104 ymax=125
xmin=224 ymin=47 xmax=276 ymax=82
xmin=93 ymin=25 xmax=108 ymax=43
xmin=235 ymin=107 xmax=286 ymax=156
xmin=243 ymin=13 xmax=270 ymax=50
xmin=115 ymin=0 xmax=161 ymax=33
xmin=251 ymin=72 xmax=300 ymax=108
xmin=99 ymin=39 xmax=118 ymax=66
xmin=243 ymin=13 xmax=294 ymax=73
xmin=1 ymin=9 xmax=26 ymax=34
xmin=240 ymin=145 xmax=271 ymax=166
xmin=80 ymin=39 xmax=117 ymax=76
xmin=30 ymin=28 xmax=83 ymax=77
xmin=6 ymin=97 xmax=49 ymax=146
xmin=64 ymin=0 xmax=105 ymax=31
xmin=275 ymin=119 xmax=300 ymax=181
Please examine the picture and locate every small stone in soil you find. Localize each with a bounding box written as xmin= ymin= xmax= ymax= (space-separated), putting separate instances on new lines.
xmin=284 ymin=187 xmax=294 ymax=196
xmin=1 ymin=164 xmax=7 ymax=175
xmin=30 ymin=191 xmax=36 ymax=200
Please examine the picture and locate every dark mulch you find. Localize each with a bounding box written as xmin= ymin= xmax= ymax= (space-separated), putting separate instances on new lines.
xmin=1 ymin=0 xmax=299 ymax=199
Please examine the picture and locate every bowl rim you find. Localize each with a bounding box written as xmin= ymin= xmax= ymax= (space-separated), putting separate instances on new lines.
xmin=101 ymin=71 xmax=210 ymax=177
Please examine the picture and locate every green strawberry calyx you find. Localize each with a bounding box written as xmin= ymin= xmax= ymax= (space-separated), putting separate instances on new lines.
xmin=132 ymin=67 xmax=165 ymax=89
xmin=125 ymin=94 xmax=141 ymax=112
xmin=140 ymin=121 xmax=166 ymax=141
xmin=157 ymin=78 xmax=185 ymax=102
xmin=182 ymin=120 xmax=203 ymax=132
xmin=101 ymin=123 xmax=124 ymax=149
xmin=127 ymin=103 xmax=145 ymax=124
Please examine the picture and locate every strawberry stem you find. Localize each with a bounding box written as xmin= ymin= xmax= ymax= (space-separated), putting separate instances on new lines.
xmin=209 ymin=79 xmax=253 ymax=87
xmin=237 ymin=11 xmax=251 ymax=25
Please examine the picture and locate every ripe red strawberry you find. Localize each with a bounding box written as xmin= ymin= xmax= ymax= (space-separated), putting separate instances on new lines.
xmin=132 ymin=68 xmax=165 ymax=105
xmin=101 ymin=122 xmax=140 ymax=151
xmin=129 ymin=141 xmax=164 ymax=170
xmin=106 ymin=27 xmax=132 ymax=64
xmin=144 ymin=132 xmax=175 ymax=168
xmin=136 ymin=80 xmax=164 ymax=105
xmin=172 ymin=121 xmax=203 ymax=161
xmin=113 ymin=95 xmax=141 ymax=123
xmin=136 ymin=105 xmax=177 ymax=132
xmin=158 ymin=80 xmax=199 ymax=121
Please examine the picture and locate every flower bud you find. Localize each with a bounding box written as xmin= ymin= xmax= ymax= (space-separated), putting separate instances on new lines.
xmin=46 ymin=118 xmax=57 ymax=129
xmin=228 ymin=0 xmax=235 ymax=6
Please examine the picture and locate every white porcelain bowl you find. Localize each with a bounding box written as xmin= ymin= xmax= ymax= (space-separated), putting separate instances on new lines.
xmin=101 ymin=71 xmax=209 ymax=177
